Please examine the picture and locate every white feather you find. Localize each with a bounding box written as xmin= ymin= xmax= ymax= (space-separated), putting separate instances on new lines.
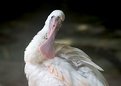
xmin=24 ymin=10 xmax=109 ymax=86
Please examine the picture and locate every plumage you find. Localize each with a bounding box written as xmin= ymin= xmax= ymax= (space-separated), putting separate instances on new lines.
xmin=24 ymin=10 xmax=109 ymax=86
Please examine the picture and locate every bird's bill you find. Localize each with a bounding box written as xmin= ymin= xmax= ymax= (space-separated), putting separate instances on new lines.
xmin=48 ymin=16 xmax=62 ymax=38
xmin=40 ymin=16 xmax=62 ymax=59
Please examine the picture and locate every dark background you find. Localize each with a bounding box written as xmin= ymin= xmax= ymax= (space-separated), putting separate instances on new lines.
xmin=0 ymin=0 xmax=121 ymax=31
xmin=0 ymin=1 xmax=121 ymax=86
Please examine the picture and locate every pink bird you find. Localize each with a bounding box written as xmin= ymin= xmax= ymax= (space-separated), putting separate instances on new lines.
xmin=24 ymin=10 xmax=109 ymax=86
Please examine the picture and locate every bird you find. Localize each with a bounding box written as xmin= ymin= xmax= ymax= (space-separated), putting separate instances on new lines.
xmin=24 ymin=10 xmax=109 ymax=86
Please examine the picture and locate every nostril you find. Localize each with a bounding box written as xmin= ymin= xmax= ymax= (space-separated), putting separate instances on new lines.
xmin=53 ymin=24 xmax=55 ymax=27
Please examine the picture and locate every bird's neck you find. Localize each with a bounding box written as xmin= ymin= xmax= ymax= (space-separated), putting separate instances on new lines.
xmin=39 ymin=25 xmax=56 ymax=59
xmin=24 ymin=25 xmax=55 ymax=64
xmin=24 ymin=25 xmax=49 ymax=64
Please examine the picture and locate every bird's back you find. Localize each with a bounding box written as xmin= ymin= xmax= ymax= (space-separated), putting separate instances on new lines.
xmin=54 ymin=43 xmax=109 ymax=86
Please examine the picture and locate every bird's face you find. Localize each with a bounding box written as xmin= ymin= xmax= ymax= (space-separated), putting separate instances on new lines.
xmin=40 ymin=10 xmax=65 ymax=59
xmin=45 ymin=10 xmax=65 ymax=38
xmin=47 ymin=15 xmax=63 ymax=39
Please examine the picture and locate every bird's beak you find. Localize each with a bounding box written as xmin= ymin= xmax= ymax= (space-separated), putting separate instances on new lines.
xmin=39 ymin=16 xmax=62 ymax=59
xmin=48 ymin=16 xmax=62 ymax=38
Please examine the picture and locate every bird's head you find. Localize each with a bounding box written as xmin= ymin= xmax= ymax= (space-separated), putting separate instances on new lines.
xmin=45 ymin=10 xmax=65 ymax=25
xmin=43 ymin=10 xmax=65 ymax=40
xmin=39 ymin=10 xmax=65 ymax=59
xmin=24 ymin=10 xmax=65 ymax=63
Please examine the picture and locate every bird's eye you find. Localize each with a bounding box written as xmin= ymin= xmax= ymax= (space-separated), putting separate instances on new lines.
xmin=51 ymin=16 xmax=55 ymax=19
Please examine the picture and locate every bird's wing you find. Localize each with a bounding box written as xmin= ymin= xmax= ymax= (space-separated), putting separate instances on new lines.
xmin=55 ymin=43 xmax=103 ymax=71
xmin=54 ymin=43 xmax=109 ymax=86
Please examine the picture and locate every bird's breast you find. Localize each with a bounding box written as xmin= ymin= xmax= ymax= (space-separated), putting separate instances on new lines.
xmin=25 ymin=57 xmax=89 ymax=86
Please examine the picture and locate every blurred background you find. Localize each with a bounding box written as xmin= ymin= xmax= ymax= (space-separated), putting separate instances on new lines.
xmin=0 ymin=0 xmax=121 ymax=86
